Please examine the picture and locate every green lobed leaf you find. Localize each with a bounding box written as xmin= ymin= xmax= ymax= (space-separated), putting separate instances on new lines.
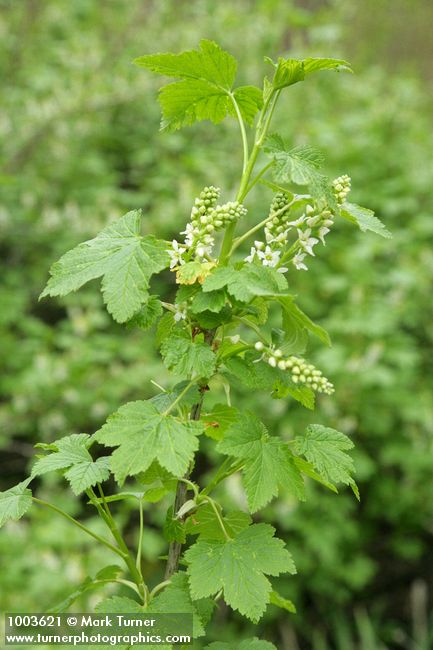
xmin=340 ymin=202 xmax=392 ymax=238
xmin=265 ymin=135 xmax=325 ymax=185
xmin=202 ymin=404 xmax=239 ymax=441
xmin=223 ymin=356 xmax=279 ymax=391
xmin=163 ymin=506 xmax=186 ymax=543
xmin=135 ymin=40 xmax=241 ymax=131
xmin=95 ymin=400 xmax=203 ymax=484
xmin=271 ymin=58 xmax=305 ymax=89
xmin=96 ymin=595 xmax=143 ymax=614
xmin=185 ymin=503 xmax=251 ymax=541
xmin=191 ymin=288 xmax=226 ymax=314
xmin=40 ymin=210 xmax=169 ymax=323
xmin=158 ymin=80 xmax=233 ymax=131
xmin=194 ymin=306 xmax=232 ymax=329
xmin=205 ymin=639 xmax=277 ymax=650
xmin=94 ymin=596 xmax=143 ymax=650
xmin=138 ymin=461 xmax=177 ymax=503
xmin=161 ymin=334 xmax=216 ymax=379
xmin=218 ymin=412 xmax=305 ymax=512
xmin=134 ymin=39 xmax=237 ymax=88
xmin=269 ymin=56 xmax=352 ymax=90
xmin=0 ymin=481 xmax=32 ymax=528
xmin=148 ymin=572 xmax=214 ymax=638
xmin=230 ymin=85 xmax=263 ymax=125
xmin=185 ymin=523 xmax=295 ymax=622
xmin=203 ymin=264 xmax=288 ymax=303
xmin=293 ymin=457 xmax=338 ymax=493
xmin=264 ymin=134 xmax=337 ymax=207
xmin=302 ymin=57 xmax=352 ymax=75
xmin=224 ymin=356 xmax=314 ymax=410
xmin=150 ymin=381 xmax=201 ymax=413
xmin=245 ymin=297 xmax=269 ymax=325
xmin=277 ymin=295 xmax=331 ymax=347
xmin=126 ymin=295 xmax=163 ymax=330
xmin=272 ymin=381 xmax=315 ymax=410
xmin=32 ymin=434 xmax=92 ymax=477
xmin=269 ymin=590 xmax=296 ymax=614
xmin=135 ymin=41 xmax=263 ymax=132
xmin=294 ymin=424 xmax=355 ymax=486
xmin=265 ymin=134 xmax=328 ymax=195
xmin=155 ymin=312 xmax=176 ymax=348
xmin=32 ymin=434 xmax=111 ymax=494
xmin=64 ymin=457 xmax=111 ymax=495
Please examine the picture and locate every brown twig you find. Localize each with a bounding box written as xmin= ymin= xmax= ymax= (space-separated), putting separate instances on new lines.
xmin=164 ymin=329 xmax=214 ymax=579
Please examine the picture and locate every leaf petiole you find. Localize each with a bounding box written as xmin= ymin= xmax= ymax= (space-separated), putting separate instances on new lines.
xmin=32 ymin=497 xmax=126 ymax=559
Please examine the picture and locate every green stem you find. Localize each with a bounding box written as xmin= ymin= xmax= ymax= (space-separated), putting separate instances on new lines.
xmin=201 ymin=458 xmax=245 ymax=497
xmin=162 ymin=379 xmax=197 ymax=417
xmin=229 ymin=92 xmax=249 ymax=174
xmin=244 ymin=160 xmax=274 ymax=195
xmin=279 ymin=239 xmax=301 ymax=266
xmin=229 ymin=199 xmax=295 ymax=255
xmin=149 ymin=580 xmax=172 ymax=600
xmin=203 ymin=497 xmax=231 ymax=541
xmin=177 ymin=477 xmax=199 ymax=499
xmin=219 ymin=89 xmax=280 ymax=264
xmin=219 ymin=141 xmax=261 ymax=264
xmin=136 ymin=499 xmax=144 ymax=574
xmin=200 ymin=457 xmax=232 ymax=497
xmin=233 ymin=315 xmax=269 ymax=344
xmin=32 ymin=497 xmax=125 ymax=559
xmin=88 ymin=487 xmax=147 ymax=604
xmin=114 ymin=579 xmax=142 ymax=597
xmin=218 ymin=342 xmax=251 ymax=361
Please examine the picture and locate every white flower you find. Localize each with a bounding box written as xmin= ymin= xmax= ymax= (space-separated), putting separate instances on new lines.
xmin=174 ymin=303 xmax=187 ymax=322
xmin=257 ymin=246 xmax=281 ymax=267
xmin=196 ymin=235 xmax=215 ymax=258
xmin=181 ymin=223 xmax=195 ymax=247
xmin=275 ymin=231 xmax=289 ymax=243
xmin=306 ymin=215 xmax=321 ymax=228
xmin=254 ymin=341 xmax=264 ymax=351
xmin=254 ymin=240 xmax=265 ymax=251
xmin=245 ymin=247 xmax=257 ymax=263
xmin=293 ymin=252 xmax=308 ymax=271
xmin=196 ymin=243 xmax=213 ymax=259
xmin=167 ymin=240 xmax=186 ymax=268
xmin=297 ymin=228 xmax=319 ymax=256
xmin=318 ymin=226 xmax=330 ymax=244
xmin=287 ymin=216 xmax=305 ymax=227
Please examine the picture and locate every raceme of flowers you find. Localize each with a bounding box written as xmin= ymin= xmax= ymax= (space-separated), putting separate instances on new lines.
xmin=254 ymin=341 xmax=335 ymax=395
xmin=245 ymin=175 xmax=352 ymax=273
xmin=332 ymin=174 xmax=351 ymax=205
xmin=167 ymin=187 xmax=247 ymax=268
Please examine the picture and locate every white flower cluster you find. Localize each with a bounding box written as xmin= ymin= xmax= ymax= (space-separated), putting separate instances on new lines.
xmin=245 ymin=193 xmax=293 ymax=272
xmin=332 ymin=174 xmax=351 ymax=205
xmin=244 ymin=175 xmax=353 ymax=274
xmin=254 ymin=341 xmax=334 ymax=395
xmin=167 ymin=187 xmax=247 ymax=268
xmin=291 ymin=203 xmax=335 ymax=271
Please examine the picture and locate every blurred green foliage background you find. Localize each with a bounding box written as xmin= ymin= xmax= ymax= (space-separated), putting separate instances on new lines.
xmin=1 ymin=1 xmax=433 ymax=648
